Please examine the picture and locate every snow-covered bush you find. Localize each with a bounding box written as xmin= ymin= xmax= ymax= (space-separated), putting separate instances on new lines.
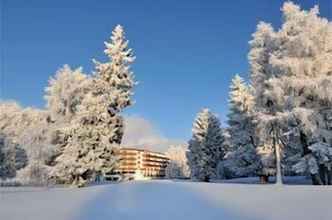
xmin=187 ymin=109 xmax=224 ymax=182
xmin=165 ymin=145 xmax=190 ymax=179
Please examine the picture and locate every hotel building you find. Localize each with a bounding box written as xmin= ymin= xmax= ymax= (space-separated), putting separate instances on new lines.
xmin=113 ymin=147 xmax=169 ymax=179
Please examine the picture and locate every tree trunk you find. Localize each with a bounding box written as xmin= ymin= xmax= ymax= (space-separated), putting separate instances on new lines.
xmin=204 ymin=176 xmax=210 ymax=182
xmin=259 ymin=175 xmax=269 ymax=184
xmin=326 ymin=168 xmax=332 ymax=185
xmin=317 ymin=165 xmax=332 ymax=185
xmin=275 ymin=141 xmax=282 ymax=185
xmin=311 ymin=173 xmax=323 ymax=185
xmin=273 ymin=128 xmax=283 ymax=185
xmin=319 ymin=164 xmax=327 ymax=185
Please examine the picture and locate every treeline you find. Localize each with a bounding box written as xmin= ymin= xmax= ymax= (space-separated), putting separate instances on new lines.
xmin=186 ymin=2 xmax=332 ymax=185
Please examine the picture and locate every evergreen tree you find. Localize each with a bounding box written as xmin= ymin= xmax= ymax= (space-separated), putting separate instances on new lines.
xmin=222 ymin=75 xmax=259 ymax=178
xmin=187 ymin=109 xmax=224 ymax=182
xmin=51 ymin=25 xmax=136 ymax=186
xmin=227 ymin=75 xmax=255 ymax=148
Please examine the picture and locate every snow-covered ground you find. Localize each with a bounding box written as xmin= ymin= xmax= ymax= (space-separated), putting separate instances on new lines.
xmin=1 ymin=180 xmax=332 ymax=220
xmin=215 ymin=175 xmax=313 ymax=185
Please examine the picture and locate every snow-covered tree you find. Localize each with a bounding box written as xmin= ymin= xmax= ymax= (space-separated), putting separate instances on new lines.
xmin=221 ymin=75 xmax=259 ymax=178
xmin=227 ymin=75 xmax=255 ymax=145
xmin=187 ymin=109 xmax=224 ymax=182
xmin=0 ymin=102 xmax=52 ymax=184
xmin=290 ymin=108 xmax=332 ymax=185
xmin=248 ymin=20 xmax=280 ymax=183
xmin=43 ymin=64 xmax=91 ymax=185
xmin=16 ymin=108 xmax=55 ymax=185
xmin=165 ymin=145 xmax=190 ymax=179
xmin=0 ymin=101 xmax=26 ymax=141
xmin=249 ymin=2 xmax=332 ymax=184
xmin=0 ymin=135 xmax=28 ymax=180
xmin=51 ymin=25 xmax=136 ymax=186
xmin=50 ymin=94 xmax=121 ymax=186
xmin=44 ymin=65 xmax=89 ymax=121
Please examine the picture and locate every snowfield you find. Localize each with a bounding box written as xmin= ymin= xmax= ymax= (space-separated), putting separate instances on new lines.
xmin=1 ymin=180 xmax=332 ymax=220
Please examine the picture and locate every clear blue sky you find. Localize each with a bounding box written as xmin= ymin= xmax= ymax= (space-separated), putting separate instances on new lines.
xmin=1 ymin=0 xmax=331 ymax=141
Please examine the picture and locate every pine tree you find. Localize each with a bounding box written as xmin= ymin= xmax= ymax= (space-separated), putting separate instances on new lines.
xmin=187 ymin=109 xmax=224 ymax=182
xmin=51 ymin=25 xmax=136 ymax=186
xmin=227 ymin=75 xmax=255 ymax=148
xmin=222 ymin=75 xmax=259 ymax=178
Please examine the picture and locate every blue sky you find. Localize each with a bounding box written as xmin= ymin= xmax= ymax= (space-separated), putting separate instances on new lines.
xmin=1 ymin=0 xmax=331 ymax=142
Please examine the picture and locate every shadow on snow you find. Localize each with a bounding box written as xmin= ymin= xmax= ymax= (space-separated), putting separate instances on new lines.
xmin=75 ymin=181 xmax=257 ymax=220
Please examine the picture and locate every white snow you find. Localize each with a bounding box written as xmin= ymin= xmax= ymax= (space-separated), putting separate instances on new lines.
xmin=1 ymin=180 xmax=331 ymax=220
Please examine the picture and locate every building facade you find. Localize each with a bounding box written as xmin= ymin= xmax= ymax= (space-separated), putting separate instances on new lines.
xmin=113 ymin=148 xmax=169 ymax=179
